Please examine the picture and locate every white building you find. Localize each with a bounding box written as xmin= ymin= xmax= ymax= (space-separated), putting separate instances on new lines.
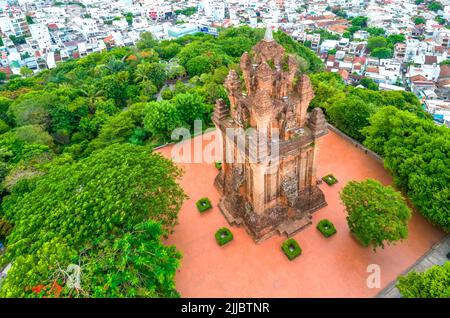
xmin=320 ymin=40 xmax=339 ymax=53
xmin=29 ymin=23 xmax=52 ymax=51
xmin=203 ymin=0 xmax=225 ymax=22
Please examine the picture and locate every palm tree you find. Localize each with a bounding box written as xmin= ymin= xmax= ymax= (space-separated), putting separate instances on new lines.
xmin=134 ymin=62 xmax=151 ymax=83
xmin=80 ymin=85 xmax=104 ymax=114
xmin=103 ymin=58 xmax=125 ymax=74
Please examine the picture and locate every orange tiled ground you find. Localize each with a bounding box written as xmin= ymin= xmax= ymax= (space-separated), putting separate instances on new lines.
xmin=157 ymin=130 xmax=445 ymax=298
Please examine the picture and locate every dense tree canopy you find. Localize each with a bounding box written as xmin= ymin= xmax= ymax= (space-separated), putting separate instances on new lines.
xmin=362 ymin=107 xmax=450 ymax=232
xmin=397 ymin=262 xmax=450 ymax=298
xmin=310 ymin=72 xmax=427 ymax=142
xmin=0 ymin=144 xmax=186 ymax=297
xmin=360 ymin=78 xmax=379 ymax=91
xmin=340 ymin=179 xmax=412 ymax=251
xmin=311 ymin=71 xmax=447 ymax=233
xmin=428 ymin=1 xmax=444 ymax=12
xmin=351 ymin=16 xmax=368 ymax=28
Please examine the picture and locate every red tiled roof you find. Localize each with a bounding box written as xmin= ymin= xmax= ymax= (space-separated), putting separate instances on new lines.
xmin=353 ymin=56 xmax=366 ymax=65
xmin=439 ymin=65 xmax=450 ymax=79
xmin=338 ymin=69 xmax=349 ymax=80
xmin=0 ymin=66 xmax=12 ymax=75
xmin=103 ymin=35 xmax=114 ymax=43
xmin=434 ymin=45 xmax=444 ymax=53
xmin=424 ymin=55 xmax=437 ymax=65
xmin=343 ymin=56 xmax=353 ymax=63
xmin=410 ymin=74 xmax=429 ymax=82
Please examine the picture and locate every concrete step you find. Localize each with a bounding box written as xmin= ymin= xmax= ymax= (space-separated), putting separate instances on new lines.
xmin=277 ymin=216 xmax=312 ymax=237
xmin=218 ymin=201 xmax=243 ymax=226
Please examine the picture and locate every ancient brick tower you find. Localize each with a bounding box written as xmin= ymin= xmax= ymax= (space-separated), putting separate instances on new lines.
xmin=213 ymin=27 xmax=328 ymax=243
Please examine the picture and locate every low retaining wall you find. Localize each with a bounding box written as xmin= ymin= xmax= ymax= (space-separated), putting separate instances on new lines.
xmin=326 ymin=124 xmax=383 ymax=163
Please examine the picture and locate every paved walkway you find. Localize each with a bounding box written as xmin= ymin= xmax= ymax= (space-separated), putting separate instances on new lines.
xmin=158 ymin=130 xmax=445 ymax=297
xmin=377 ymin=235 xmax=450 ymax=298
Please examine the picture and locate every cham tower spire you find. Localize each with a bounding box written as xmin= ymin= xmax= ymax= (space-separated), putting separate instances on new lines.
xmin=213 ymin=33 xmax=328 ymax=243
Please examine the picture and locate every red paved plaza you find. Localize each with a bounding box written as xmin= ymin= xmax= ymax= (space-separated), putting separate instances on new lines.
xmin=157 ymin=130 xmax=445 ymax=298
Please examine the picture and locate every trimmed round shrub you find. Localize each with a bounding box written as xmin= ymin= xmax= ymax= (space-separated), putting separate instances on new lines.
xmin=317 ymin=219 xmax=337 ymax=238
xmin=215 ymin=227 xmax=233 ymax=246
xmin=196 ymin=197 xmax=212 ymax=213
xmin=281 ymin=238 xmax=302 ymax=260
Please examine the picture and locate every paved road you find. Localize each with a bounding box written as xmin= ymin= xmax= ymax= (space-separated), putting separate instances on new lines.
xmin=377 ymin=235 xmax=450 ymax=298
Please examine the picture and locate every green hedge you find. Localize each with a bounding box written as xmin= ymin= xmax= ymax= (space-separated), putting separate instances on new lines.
xmin=397 ymin=262 xmax=450 ymax=298
xmin=281 ymin=238 xmax=302 ymax=260
xmin=215 ymin=227 xmax=233 ymax=246
xmin=322 ymin=174 xmax=338 ymax=186
xmin=196 ymin=197 xmax=212 ymax=213
xmin=317 ymin=219 xmax=337 ymax=237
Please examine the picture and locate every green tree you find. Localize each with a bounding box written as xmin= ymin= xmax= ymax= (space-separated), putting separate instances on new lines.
xmin=19 ymin=67 xmax=33 ymax=78
xmin=173 ymin=92 xmax=209 ymax=126
xmin=156 ymin=41 xmax=182 ymax=60
xmin=136 ymin=32 xmax=158 ymax=50
xmin=435 ymin=15 xmax=447 ymax=25
xmin=147 ymin=63 xmax=167 ymax=88
xmin=161 ymin=88 xmax=174 ymax=100
xmin=0 ymin=143 xmax=186 ymax=297
xmin=340 ymin=179 xmax=412 ymax=251
xmin=0 ymin=72 xmax=7 ymax=82
xmin=351 ymin=16 xmax=368 ymax=28
xmin=124 ymin=12 xmax=133 ymax=26
xmin=362 ymin=107 xmax=450 ymax=232
xmin=371 ymin=47 xmax=393 ymax=59
xmin=186 ymin=55 xmax=213 ymax=77
xmin=0 ymin=119 xmax=10 ymax=134
xmin=327 ymin=96 xmax=377 ymax=141
xmin=144 ymin=100 xmax=184 ymax=141
xmin=360 ymin=78 xmax=379 ymax=91
xmin=428 ymin=1 xmax=443 ymax=12
xmin=397 ymin=262 xmax=450 ymax=298
xmin=365 ymin=27 xmax=386 ymax=37
xmin=387 ymin=34 xmax=406 ymax=46
xmin=85 ymin=103 xmax=147 ymax=154
xmin=14 ymin=125 xmax=54 ymax=148
xmin=414 ymin=17 xmax=426 ymax=25
xmin=175 ymin=7 xmax=197 ymax=17
xmin=309 ymin=72 xmax=346 ymax=110
xmin=135 ymin=62 xmax=167 ymax=88
xmin=26 ymin=15 xmax=34 ymax=24
xmin=98 ymin=71 xmax=130 ymax=106
xmin=9 ymin=35 xmax=26 ymax=45
xmin=327 ymin=48 xmax=337 ymax=55
xmin=8 ymin=92 xmax=55 ymax=127
xmin=367 ymin=36 xmax=388 ymax=51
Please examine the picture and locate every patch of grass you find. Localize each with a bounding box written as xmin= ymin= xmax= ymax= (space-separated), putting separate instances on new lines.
xmin=317 ymin=219 xmax=337 ymax=238
xmin=322 ymin=174 xmax=338 ymax=186
xmin=196 ymin=197 xmax=212 ymax=213
xmin=215 ymin=227 xmax=233 ymax=246
xmin=281 ymin=238 xmax=302 ymax=260
xmin=215 ymin=161 xmax=222 ymax=170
